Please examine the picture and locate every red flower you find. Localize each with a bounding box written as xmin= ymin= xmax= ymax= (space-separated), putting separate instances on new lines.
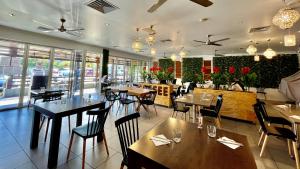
xmin=213 ymin=66 xmax=220 ymax=74
xmin=167 ymin=66 xmax=174 ymax=73
xmin=143 ymin=67 xmax=146 ymax=71
xmin=241 ymin=67 xmax=251 ymax=75
xmin=201 ymin=66 xmax=208 ymax=74
xmin=150 ymin=67 xmax=154 ymax=71
xmin=229 ymin=66 xmax=235 ymax=74
xmin=157 ymin=67 xmax=161 ymax=71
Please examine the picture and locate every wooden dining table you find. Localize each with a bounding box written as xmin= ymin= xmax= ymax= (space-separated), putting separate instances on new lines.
xmin=175 ymin=93 xmax=214 ymax=123
xmin=128 ymin=118 xmax=257 ymax=169
xmin=30 ymin=95 xmax=105 ymax=169
xmin=110 ymin=86 xmax=154 ymax=112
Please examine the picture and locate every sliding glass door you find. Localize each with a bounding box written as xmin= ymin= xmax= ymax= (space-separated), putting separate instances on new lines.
xmin=83 ymin=52 xmax=101 ymax=94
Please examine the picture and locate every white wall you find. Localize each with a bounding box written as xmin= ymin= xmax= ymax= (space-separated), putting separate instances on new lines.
xmin=0 ymin=25 xmax=151 ymax=61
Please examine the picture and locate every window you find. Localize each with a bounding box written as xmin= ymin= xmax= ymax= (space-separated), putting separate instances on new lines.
xmin=84 ymin=52 xmax=101 ymax=93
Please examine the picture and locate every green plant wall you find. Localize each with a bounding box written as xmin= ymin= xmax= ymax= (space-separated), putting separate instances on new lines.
xmin=213 ymin=54 xmax=299 ymax=88
xmin=158 ymin=59 xmax=174 ymax=71
xmin=182 ymin=58 xmax=203 ymax=82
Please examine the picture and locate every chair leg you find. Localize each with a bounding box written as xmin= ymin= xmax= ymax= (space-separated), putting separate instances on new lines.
xmin=217 ymin=118 xmax=222 ymax=128
xmin=82 ymin=139 xmax=86 ymax=169
xmin=120 ymin=162 xmax=125 ymax=169
xmin=292 ymin=141 xmax=300 ymax=169
xmin=172 ymin=110 xmax=175 ymax=117
xmin=66 ymin=132 xmax=74 ymax=161
xmin=153 ymin=104 xmax=158 ymax=116
xmin=44 ymin=118 xmax=51 ymax=142
xmin=258 ymin=132 xmax=265 ymax=146
xmin=260 ymin=135 xmax=269 ymax=157
xmin=39 ymin=116 xmax=46 ymax=131
xmin=102 ymin=132 xmax=109 ymax=155
xmin=258 ymin=126 xmax=262 ymax=133
xmin=68 ymin=116 xmax=71 ymax=133
xmin=288 ymin=139 xmax=292 ymax=157
xmin=93 ymin=137 xmax=95 ymax=147
xmin=185 ymin=113 xmax=186 ymax=121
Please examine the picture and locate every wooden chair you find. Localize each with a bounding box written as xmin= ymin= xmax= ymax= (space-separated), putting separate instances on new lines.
xmin=253 ymin=103 xmax=299 ymax=169
xmin=66 ymin=103 xmax=110 ymax=169
xmin=170 ymin=92 xmax=190 ymax=120
xmin=117 ymin=90 xmax=136 ymax=116
xmin=115 ymin=113 xmax=140 ymax=169
xmin=140 ymin=90 xmax=158 ymax=117
xmin=200 ymin=94 xmax=223 ymax=128
xmin=104 ymin=88 xmax=120 ymax=112
xmin=181 ymin=82 xmax=190 ymax=95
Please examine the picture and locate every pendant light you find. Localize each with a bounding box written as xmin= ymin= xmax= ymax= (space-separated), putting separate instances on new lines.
xmin=150 ymin=48 xmax=156 ymax=56
xmin=263 ymin=39 xmax=277 ymax=59
xmin=132 ymin=28 xmax=144 ymax=52
xmin=171 ymin=54 xmax=177 ymax=61
xmin=284 ymin=30 xmax=296 ymax=46
xmin=246 ymin=41 xmax=257 ymax=55
xmin=254 ymin=55 xmax=260 ymax=62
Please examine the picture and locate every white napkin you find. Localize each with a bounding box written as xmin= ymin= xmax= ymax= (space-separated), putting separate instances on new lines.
xmin=150 ymin=134 xmax=171 ymax=146
xmin=217 ymin=137 xmax=242 ymax=149
xmin=290 ymin=115 xmax=300 ymax=120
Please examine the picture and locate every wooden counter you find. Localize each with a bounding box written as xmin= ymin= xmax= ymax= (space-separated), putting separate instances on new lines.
xmin=141 ymin=83 xmax=173 ymax=107
xmin=194 ymin=88 xmax=257 ymax=123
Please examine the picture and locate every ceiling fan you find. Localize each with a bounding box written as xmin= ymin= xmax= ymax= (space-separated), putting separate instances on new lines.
xmin=148 ymin=0 xmax=213 ymax=13
xmin=37 ymin=18 xmax=84 ymax=37
xmin=142 ymin=25 xmax=156 ymax=35
xmin=194 ymin=35 xmax=230 ymax=46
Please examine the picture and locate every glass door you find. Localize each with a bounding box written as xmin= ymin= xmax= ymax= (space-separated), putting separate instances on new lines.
xmin=116 ymin=58 xmax=125 ymax=84
xmin=83 ymin=52 xmax=101 ymax=94
xmin=0 ymin=40 xmax=25 ymax=110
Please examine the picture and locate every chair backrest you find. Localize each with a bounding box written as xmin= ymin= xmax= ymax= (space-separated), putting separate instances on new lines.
xmin=170 ymin=92 xmax=178 ymax=110
xmin=256 ymin=99 xmax=270 ymax=121
xmin=85 ymin=103 xmax=110 ymax=138
xmin=176 ymin=86 xmax=182 ymax=97
xmin=172 ymin=79 xmax=177 ymax=84
xmin=42 ymin=90 xmax=62 ymax=102
xmin=183 ymin=82 xmax=190 ymax=92
xmin=214 ymin=94 xmax=223 ymax=115
xmin=119 ymin=90 xmax=129 ymax=100
xmin=253 ymin=103 xmax=268 ymax=133
xmin=105 ymin=88 xmax=117 ymax=101
xmin=115 ymin=113 xmax=140 ymax=162
xmin=145 ymin=90 xmax=157 ymax=102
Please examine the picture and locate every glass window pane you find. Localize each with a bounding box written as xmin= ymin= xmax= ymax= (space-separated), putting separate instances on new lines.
xmin=84 ymin=52 xmax=101 ymax=94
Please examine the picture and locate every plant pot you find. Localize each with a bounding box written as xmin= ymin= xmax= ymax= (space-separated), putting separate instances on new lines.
xmin=160 ymin=80 xmax=167 ymax=84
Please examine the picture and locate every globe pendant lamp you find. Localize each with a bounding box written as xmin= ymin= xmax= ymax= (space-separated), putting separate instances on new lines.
xmin=132 ymin=28 xmax=144 ymax=52
xmin=284 ymin=34 xmax=296 ymax=46
xmin=254 ymin=55 xmax=260 ymax=62
xmin=146 ymin=34 xmax=155 ymax=46
xmin=171 ymin=54 xmax=177 ymax=61
xmin=263 ymin=39 xmax=276 ymax=59
xmin=150 ymin=48 xmax=156 ymax=56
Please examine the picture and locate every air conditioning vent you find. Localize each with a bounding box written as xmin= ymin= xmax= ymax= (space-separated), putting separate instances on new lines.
xmin=249 ymin=26 xmax=271 ymax=33
xmin=86 ymin=0 xmax=119 ymax=14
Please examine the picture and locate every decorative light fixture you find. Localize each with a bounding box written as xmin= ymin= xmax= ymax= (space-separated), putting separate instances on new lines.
xmin=132 ymin=28 xmax=144 ymax=52
xmin=254 ymin=55 xmax=260 ymax=62
xmin=284 ymin=34 xmax=296 ymax=46
xmin=272 ymin=6 xmax=300 ymax=29
xmin=146 ymin=34 xmax=156 ymax=46
xmin=246 ymin=41 xmax=257 ymax=55
xmin=179 ymin=50 xmax=186 ymax=57
xmin=171 ymin=54 xmax=177 ymax=61
xmin=263 ymin=39 xmax=277 ymax=59
xmin=150 ymin=48 xmax=156 ymax=56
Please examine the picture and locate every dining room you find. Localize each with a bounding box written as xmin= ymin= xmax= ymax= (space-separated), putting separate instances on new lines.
xmin=0 ymin=0 xmax=300 ymax=169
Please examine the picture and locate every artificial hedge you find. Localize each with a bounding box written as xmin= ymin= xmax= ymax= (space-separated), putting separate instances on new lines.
xmin=182 ymin=58 xmax=203 ymax=82
xmin=213 ymin=54 xmax=299 ymax=88
xmin=159 ymin=59 xmax=174 ymax=71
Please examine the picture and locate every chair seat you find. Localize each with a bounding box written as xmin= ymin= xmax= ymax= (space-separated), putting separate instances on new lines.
xmin=107 ymin=96 xmax=119 ymax=101
xmin=269 ymin=116 xmax=292 ymax=126
xmin=200 ymin=109 xmax=218 ymax=118
xmin=73 ymin=122 xmax=101 ymax=138
xmin=176 ymin=106 xmax=190 ymax=113
xmin=140 ymin=100 xmax=154 ymax=105
xmin=120 ymin=99 xmax=135 ymax=104
xmin=267 ymin=125 xmax=296 ymax=141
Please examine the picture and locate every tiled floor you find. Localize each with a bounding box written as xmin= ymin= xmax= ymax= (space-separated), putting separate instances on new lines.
xmin=0 ymin=102 xmax=297 ymax=169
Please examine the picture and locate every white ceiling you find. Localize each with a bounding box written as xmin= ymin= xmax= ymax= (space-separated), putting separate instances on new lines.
xmin=0 ymin=0 xmax=300 ymax=58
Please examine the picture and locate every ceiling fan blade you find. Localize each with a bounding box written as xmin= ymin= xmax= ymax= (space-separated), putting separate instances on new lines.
xmin=193 ymin=40 xmax=206 ymax=43
xmin=190 ymin=0 xmax=213 ymax=7
xmin=37 ymin=26 xmax=57 ymax=32
xmin=66 ymin=31 xmax=82 ymax=37
xmin=211 ymin=38 xmax=230 ymax=43
xmin=142 ymin=27 xmax=156 ymax=35
xmin=67 ymin=28 xmax=85 ymax=32
xmin=211 ymin=43 xmax=222 ymax=46
xmin=147 ymin=0 xmax=168 ymax=13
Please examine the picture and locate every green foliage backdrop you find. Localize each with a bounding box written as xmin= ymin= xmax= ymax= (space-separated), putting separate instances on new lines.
xmin=182 ymin=58 xmax=203 ymax=82
xmin=159 ymin=59 xmax=174 ymax=71
xmin=213 ymin=54 xmax=299 ymax=88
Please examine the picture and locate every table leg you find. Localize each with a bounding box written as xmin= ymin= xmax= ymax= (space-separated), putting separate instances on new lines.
xmin=30 ymin=110 xmax=41 ymax=149
xmin=128 ymin=149 xmax=141 ymax=169
xmin=193 ymin=105 xmax=196 ymax=123
xmin=135 ymin=96 xmax=148 ymax=113
xmin=76 ymin=112 xmax=82 ymax=127
xmin=48 ymin=116 xmax=62 ymax=169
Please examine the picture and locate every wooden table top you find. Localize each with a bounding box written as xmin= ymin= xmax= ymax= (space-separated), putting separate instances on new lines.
xmin=110 ymin=86 xmax=154 ymax=97
xmin=175 ymin=93 xmax=214 ymax=107
xmin=33 ymin=96 xmax=104 ymax=118
xmin=273 ymin=104 xmax=300 ymax=124
xmin=129 ymin=118 xmax=256 ymax=169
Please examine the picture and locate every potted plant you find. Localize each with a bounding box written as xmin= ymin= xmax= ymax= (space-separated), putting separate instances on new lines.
xmin=240 ymin=66 xmax=257 ymax=91
xmin=140 ymin=67 xmax=150 ymax=83
xmin=224 ymin=66 xmax=236 ymax=90
xmin=210 ymin=66 xmax=226 ymax=90
xmin=195 ymin=73 xmax=204 ymax=88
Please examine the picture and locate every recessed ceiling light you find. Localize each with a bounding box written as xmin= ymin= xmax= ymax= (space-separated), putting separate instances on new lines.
xmin=199 ymin=18 xmax=208 ymax=22
xmin=105 ymin=23 xmax=110 ymax=26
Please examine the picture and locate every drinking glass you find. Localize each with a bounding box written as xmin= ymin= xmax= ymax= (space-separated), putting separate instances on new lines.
xmin=173 ymin=128 xmax=182 ymax=142
xmin=198 ymin=115 xmax=203 ymax=129
xmin=207 ymin=125 xmax=216 ymax=138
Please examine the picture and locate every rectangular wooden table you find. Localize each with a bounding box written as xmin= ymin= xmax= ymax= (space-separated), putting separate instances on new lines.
xmin=175 ymin=93 xmax=214 ymax=123
xmin=110 ymin=86 xmax=154 ymax=112
xmin=128 ymin=118 xmax=257 ymax=169
xmin=30 ymin=96 xmax=104 ymax=168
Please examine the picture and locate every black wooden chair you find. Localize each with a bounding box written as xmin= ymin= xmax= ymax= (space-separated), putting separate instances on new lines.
xmin=253 ymin=103 xmax=299 ymax=169
xmin=200 ymin=94 xmax=223 ymax=128
xmin=117 ymin=90 xmax=136 ymax=115
xmin=104 ymin=88 xmax=120 ymax=112
xmin=172 ymin=79 xmax=177 ymax=85
xmin=67 ymin=103 xmax=110 ymax=169
xmin=140 ymin=90 xmax=158 ymax=117
xmin=256 ymin=99 xmax=292 ymax=127
xmin=181 ymin=82 xmax=190 ymax=95
xmin=115 ymin=113 xmax=140 ymax=169
xmin=39 ymin=90 xmax=71 ymax=142
xmin=175 ymin=86 xmax=182 ymax=97
xmin=170 ymin=92 xmax=190 ymax=120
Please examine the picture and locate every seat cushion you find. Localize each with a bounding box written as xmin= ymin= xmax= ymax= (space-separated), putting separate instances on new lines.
xmin=176 ymin=106 xmax=190 ymax=113
xmin=73 ymin=122 xmax=102 ymax=138
xmin=266 ymin=125 xmax=296 ymax=141
xmin=200 ymin=109 xmax=218 ymax=118
xmin=269 ymin=116 xmax=292 ymax=126
xmin=120 ymin=98 xmax=135 ymax=104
